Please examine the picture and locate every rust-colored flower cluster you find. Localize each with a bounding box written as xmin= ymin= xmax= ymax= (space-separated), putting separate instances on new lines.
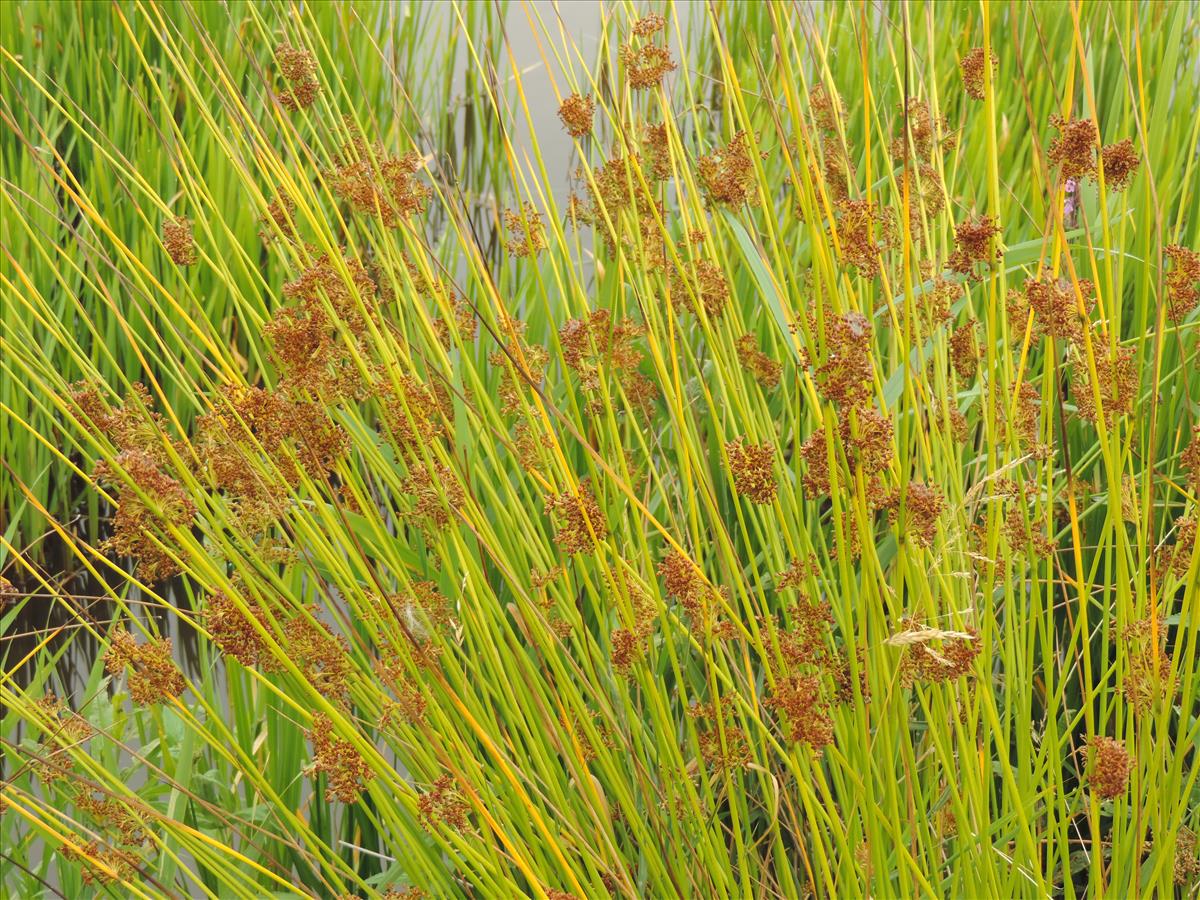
xmin=1119 ymin=616 xmax=1172 ymax=716
xmin=559 ymin=308 xmax=647 ymax=407
xmin=490 ymin=324 xmax=550 ymax=416
xmin=947 ymin=214 xmax=1001 ymax=277
xmin=697 ymin=131 xmax=761 ymax=207
xmin=1048 ymin=116 xmax=1099 ymax=180
xmin=689 ymin=702 xmax=752 ymax=771
xmin=545 ymin=482 xmax=607 ymax=554
xmin=943 ymin=321 xmax=978 ymax=380
xmin=887 ymin=481 xmax=946 ymax=549
xmin=162 ymin=216 xmax=197 ymax=266
xmin=259 ymin=193 xmax=297 ymax=244
xmin=895 ymin=620 xmax=979 ymax=686
xmin=670 ymin=259 xmax=730 ymax=318
xmin=418 ymin=775 xmax=470 ymax=832
xmin=1013 ymin=274 xmax=1095 ymax=343
xmin=810 ymin=83 xmax=844 ymax=133
xmin=557 ymin=92 xmax=595 ymax=138
xmin=305 ymin=713 xmax=373 ymax=803
xmin=104 ymin=625 xmax=186 ymax=706
xmin=275 ymin=43 xmax=319 ymax=111
xmin=735 ymin=334 xmax=781 ymax=388
xmin=204 ymin=590 xmax=279 ymax=671
xmin=504 ymin=201 xmax=547 ymax=257
xmin=75 ymin=790 xmax=146 ymax=847
xmin=60 ymin=840 xmax=138 ymax=886
xmin=766 ymin=673 xmax=834 ymax=753
xmin=95 ymin=449 xmax=194 ymax=583
xmin=402 ymin=461 xmax=464 ymax=534
xmin=620 ymin=36 xmax=675 ymax=90
xmin=1164 ymin=245 xmax=1199 ymax=324
xmin=327 ymin=134 xmax=430 ymax=227
xmin=1100 ymin=138 xmax=1140 ymax=190
xmin=816 ymin=311 xmax=874 ymax=408
xmin=284 ymin=609 xmax=352 ymax=702
xmin=725 ymin=437 xmax=777 ymax=504
xmin=1070 ymin=340 xmax=1136 ymax=425
xmin=1087 ymin=735 xmax=1131 ymax=799
xmin=1048 ymin=116 xmax=1140 ymax=193
xmin=659 ymin=550 xmax=708 ymax=622
xmin=959 ymin=47 xmax=997 ymax=100
xmin=833 ymin=198 xmax=895 ymax=278
xmin=30 ymin=693 xmax=94 ymax=784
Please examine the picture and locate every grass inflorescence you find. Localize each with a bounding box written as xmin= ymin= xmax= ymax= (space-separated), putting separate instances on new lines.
xmin=1 ymin=1 xmax=1198 ymax=897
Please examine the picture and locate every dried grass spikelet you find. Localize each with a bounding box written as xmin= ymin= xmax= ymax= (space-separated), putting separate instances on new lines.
xmin=891 ymin=619 xmax=980 ymax=687
xmin=418 ymin=775 xmax=470 ymax=832
xmin=816 ymin=311 xmax=874 ymax=408
xmin=305 ymin=713 xmax=374 ymax=803
xmin=103 ymin=625 xmax=186 ymax=706
xmin=203 ymin=590 xmax=280 ymax=671
xmin=504 ymin=200 xmax=547 ymax=257
xmin=1070 ymin=339 xmax=1136 ymax=425
xmin=832 ymin=198 xmax=895 ymax=278
xmin=545 ymin=481 xmax=607 ymax=554
xmin=283 ymin=251 xmax=378 ymax=335
xmin=726 ymin=437 xmax=777 ymax=504
xmin=947 ymin=214 xmax=1001 ymax=277
xmin=1099 ymin=138 xmax=1140 ymax=191
xmin=162 ymin=216 xmax=197 ymax=266
xmin=670 ymin=258 xmax=730 ymax=318
xmin=959 ymin=47 xmax=997 ymax=100
xmin=735 ymin=334 xmax=782 ymax=388
xmin=274 ymin=43 xmax=319 ymax=110
xmin=1087 ymin=735 xmax=1131 ymax=799
xmin=557 ymin=92 xmax=595 ymax=138
xmin=1048 ymin=115 xmax=1098 ymax=180
xmin=619 ymin=40 xmax=675 ymax=90
xmin=697 ymin=131 xmax=762 ymax=207
xmin=71 ymin=381 xmax=175 ymax=467
xmin=1164 ymin=244 xmax=1200 ymax=325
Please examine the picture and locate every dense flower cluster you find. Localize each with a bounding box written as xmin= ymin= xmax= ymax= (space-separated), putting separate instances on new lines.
xmin=305 ymin=713 xmax=374 ymax=803
xmin=103 ymin=626 xmax=186 ymax=706
xmin=275 ymin=43 xmax=319 ymax=110
xmin=960 ymin=47 xmax=998 ymax=100
xmin=1088 ymin=736 xmax=1131 ymax=799
xmin=557 ymin=92 xmax=595 ymax=138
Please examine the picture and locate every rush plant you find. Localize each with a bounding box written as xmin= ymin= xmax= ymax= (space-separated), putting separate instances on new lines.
xmin=1 ymin=1 xmax=1197 ymax=897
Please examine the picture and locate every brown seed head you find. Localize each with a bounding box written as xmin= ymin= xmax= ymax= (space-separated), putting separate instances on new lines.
xmin=557 ymin=92 xmax=595 ymax=138
xmin=726 ymin=437 xmax=777 ymax=504
xmin=959 ymin=47 xmax=997 ymax=100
